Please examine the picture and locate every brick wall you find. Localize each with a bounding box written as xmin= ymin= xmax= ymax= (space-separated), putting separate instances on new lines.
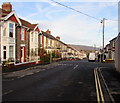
xmin=16 ymin=26 xmax=21 ymax=63
xmin=16 ymin=27 xmax=29 ymax=63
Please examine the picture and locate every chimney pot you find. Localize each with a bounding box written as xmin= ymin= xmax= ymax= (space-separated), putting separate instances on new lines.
xmin=2 ymin=2 xmax=12 ymax=12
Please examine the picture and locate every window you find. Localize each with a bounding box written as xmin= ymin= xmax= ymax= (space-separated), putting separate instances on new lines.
xmin=3 ymin=46 xmax=6 ymax=59
xmin=3 ymin=46 xmax=6 ymax=50
xmin=3 ymin=28 xmax=6 ymax=36
xmin=35 ymin=48 xmax=37 ymax=56
xmin=9 ymin=23 xmax=14 ymax=37
xmin=9 ymin=46 xmax=14 ymax=58
xmin=21 ymin=28 xmax=25 ymax=40
xmin=35 ymin=32 xmax=38 ymax=42
xmin=31 ymin=32 xmax=34 ymax=42
xmin=40 ymin=35 xmax=42 ymax=45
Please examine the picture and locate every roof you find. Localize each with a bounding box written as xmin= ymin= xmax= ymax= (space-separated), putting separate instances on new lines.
xmin=41 ymin=31 xmax=68 ymax=46
xmin=1 ymin=10 xmax=22 ymax=25
xmin=109 ymin=37 xmax=117 ymax=42
xmin=19 ymin=18 xmax=37 ymax=30
xmin=42 ymin=31 xmax=56 ymax=40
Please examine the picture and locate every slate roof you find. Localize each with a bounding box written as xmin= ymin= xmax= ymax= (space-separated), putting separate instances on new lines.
xmin=41 ymin=31 xmax=56 ymax=40
xmin=19 ymin=18 xmax=37 ymax=30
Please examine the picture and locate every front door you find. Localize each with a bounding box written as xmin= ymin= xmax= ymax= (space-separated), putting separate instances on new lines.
xmin=20 ymin=47 xmax=24 ymax=62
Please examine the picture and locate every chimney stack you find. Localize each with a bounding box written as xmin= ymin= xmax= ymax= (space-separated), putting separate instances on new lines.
xmin=56 ymin=36 xmax=60 ymax=40
xmin=2 ymin=2 xmax=12 ymax=12
xmin=46 ymin=29 xmax=51 ymax=34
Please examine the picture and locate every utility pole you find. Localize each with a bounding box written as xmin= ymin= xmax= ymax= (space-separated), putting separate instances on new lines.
xmin=101 ymin=18 xmax=105 ymax=62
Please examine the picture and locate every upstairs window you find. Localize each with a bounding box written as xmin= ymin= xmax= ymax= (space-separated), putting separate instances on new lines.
xmin=34 ymin=32 xmax=38 ymax=43
xmin=21 ymin=28 xmax=25 ymax=40
xmin=31 ymin=32 xmax=34 ymax=42
xmin=3 ymin=28 xmax=6 ymax=36
xmin=9 ymin=23 xmax=14 ymax=37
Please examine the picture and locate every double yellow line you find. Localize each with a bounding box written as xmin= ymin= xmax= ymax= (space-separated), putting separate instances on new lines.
xmin=94 ymin=67 xmax=104 ymax=103
xmin=94 ymin=67 xmax=115 ymax=103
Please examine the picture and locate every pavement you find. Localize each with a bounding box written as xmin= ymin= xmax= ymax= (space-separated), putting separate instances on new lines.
xmin=99 ymin=66 xmax=120 ymax=102
xmin=3 ymin=62 xmax=59 ymax=80
xmin=2 ymin=60 xmax=120 ymax=102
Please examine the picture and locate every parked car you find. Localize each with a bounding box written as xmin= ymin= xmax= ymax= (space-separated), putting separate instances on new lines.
xmin=88 ymin=53 xmax=96 ymax=62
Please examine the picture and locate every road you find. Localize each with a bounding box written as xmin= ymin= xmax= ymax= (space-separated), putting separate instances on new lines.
xmin=2 ymin=60 xmax=115 ymax=102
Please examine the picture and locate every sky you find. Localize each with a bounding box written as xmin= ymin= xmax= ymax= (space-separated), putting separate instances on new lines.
xmin=0 ymin=0 xmax=119 ymax=47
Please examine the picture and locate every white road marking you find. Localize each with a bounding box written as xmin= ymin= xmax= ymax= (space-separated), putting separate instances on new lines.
xmin=3 ymin=90 xmax=13 ymax=96
xmin=73 ymin=65 xmax=78 ymax=69
xmin=17 ymin=75 xmax=25 ymax=78
xmin=3 ymin=78 xmax=14 ymax=81
xmin=111 ymin=92 xmax=120 ymax=95
xmin=27 ymin=73 xmax=33 ymax=76
xmin=58 ymin=64 xmax=73 ymax=66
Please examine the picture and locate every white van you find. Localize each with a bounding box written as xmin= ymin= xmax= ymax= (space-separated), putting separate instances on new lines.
xmin=88 ymin=53 xmax=96 ymax=62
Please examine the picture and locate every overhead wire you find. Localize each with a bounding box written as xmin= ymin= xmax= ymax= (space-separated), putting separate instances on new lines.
xmin=50 ymin=0 xmax=119 ymax=22
xmin=50 ymin=0 xmax=100 ymax=21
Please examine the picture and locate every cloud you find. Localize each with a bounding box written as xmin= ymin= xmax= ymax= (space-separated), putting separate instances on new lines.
xmin=5 ymin=1 xmax=117 ymax=47
xmin=27 ymin=3 xmax=117 ymax=47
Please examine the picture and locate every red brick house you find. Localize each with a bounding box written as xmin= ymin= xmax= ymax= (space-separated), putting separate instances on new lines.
xmin=16 ymin=18 xmax=41 ymax=63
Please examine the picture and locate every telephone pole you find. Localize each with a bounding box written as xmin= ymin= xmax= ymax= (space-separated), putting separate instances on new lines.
xmin=101 ymin=18 xmax=105 ymax=62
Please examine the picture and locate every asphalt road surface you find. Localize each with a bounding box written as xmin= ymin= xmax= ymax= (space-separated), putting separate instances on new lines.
xmin=2 ymin=60 xmax=114 ymax=102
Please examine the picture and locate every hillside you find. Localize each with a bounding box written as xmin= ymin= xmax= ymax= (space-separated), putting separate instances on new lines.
xmin=68 ymin=44 xmax=100 ymax=52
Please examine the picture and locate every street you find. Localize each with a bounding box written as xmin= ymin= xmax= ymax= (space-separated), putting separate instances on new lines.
xmin=2 ymin=60 xmax=116 ymax=102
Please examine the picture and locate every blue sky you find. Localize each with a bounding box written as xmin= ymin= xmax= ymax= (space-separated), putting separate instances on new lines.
xmin=1 ymin=0 xmax=119 ymax=47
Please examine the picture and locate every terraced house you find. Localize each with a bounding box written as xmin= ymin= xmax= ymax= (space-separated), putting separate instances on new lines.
xmin=0 ymin=3 xmax=41 ymax=65
xmin=0 ymin=2 xmax=82 ymax=67
xmin=0 ymin=3 xmax=21 ymax=64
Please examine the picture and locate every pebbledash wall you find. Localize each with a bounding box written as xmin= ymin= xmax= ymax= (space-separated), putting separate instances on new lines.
xmin=115 ymin=1 xmax=120 ymax=72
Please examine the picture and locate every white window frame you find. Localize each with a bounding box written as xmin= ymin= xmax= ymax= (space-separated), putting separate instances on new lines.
xmin=21 ymin=27 xmax=25 ymax=40
xmin=9 ymin=23 xmax=14 ymax=37
xmin=9 ymin=46 xmax=14 ymax=58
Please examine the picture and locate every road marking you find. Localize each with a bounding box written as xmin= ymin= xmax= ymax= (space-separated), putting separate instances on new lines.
xmin=3 ymin=90 xmax=13 ymax=96
xmin=94 ymin=67 xmax=104 ymax=102
xmin=3 ymin=78 xmax=14 ymax=81
xmin=36 ymin=71 xmax=40 ymax=73
xmin=27 ymin=72 xmax=34 ymax=76
xmin=94 ymin=68 xmax=100 ymax=102
xmin=96 ymin=68 xmax=104 ymax=102
xmin=58 ymin=64 xmax=73 ymax=66
xmin=111 ymin=92 xmax=120 ymax=95
xmin=17 ymin=75 xmax=25 ymax=78
xmin=73 ymin=65 xmax=78 ymax=69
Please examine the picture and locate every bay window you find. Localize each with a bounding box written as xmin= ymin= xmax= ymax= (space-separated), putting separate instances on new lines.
xmin=9 ymin=46 xmax=14 ymax=58
xmin=9 ymin=23 xmax=14 ymax=37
